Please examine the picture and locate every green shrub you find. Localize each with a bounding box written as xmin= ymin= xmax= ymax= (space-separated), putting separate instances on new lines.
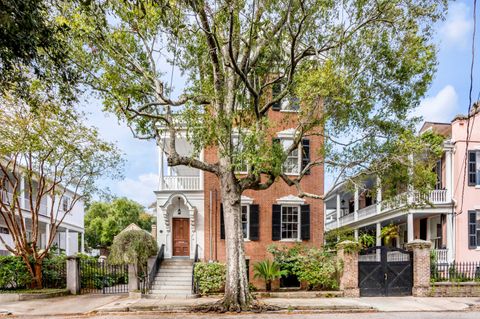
xmin=268 ymin=244 xmax=342 ymax=291
xmin=292 ymin=249 xmax=341 ymax=290
xmin=0 ymin=256 xmax=31 ymax=290
xmin=194 ymin=262 xmax=226 ymax=295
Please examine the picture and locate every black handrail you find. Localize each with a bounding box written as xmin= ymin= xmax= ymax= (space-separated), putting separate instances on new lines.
xmin=192 ymin=244 xmax=199 ymax=294
xmin=146 ymin=244 xmax=165 ymax=293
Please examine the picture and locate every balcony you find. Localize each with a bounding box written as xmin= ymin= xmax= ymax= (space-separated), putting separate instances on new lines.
xmin=0 ymin=191 xmax=48 ymax=216
xmin=434 ymin=249 xmax=448 ymax=264
xmin=160 ymin=176 xmax=202 ymax=191
xmin=334 ymin=189 xmax=451 ymax=228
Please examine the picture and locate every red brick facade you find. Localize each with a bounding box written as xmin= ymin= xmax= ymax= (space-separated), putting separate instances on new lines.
xmin=202 ymin=109 xmax=324 ymax=288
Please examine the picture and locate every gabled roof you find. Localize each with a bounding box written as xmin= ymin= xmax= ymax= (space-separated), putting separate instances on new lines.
xmin=419 ymin=121 xmax=452 ymax=138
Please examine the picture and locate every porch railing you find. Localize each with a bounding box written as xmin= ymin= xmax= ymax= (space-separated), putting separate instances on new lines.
xmin=433 ymin=249 xmax=448 ymax=264
xmin=431 ymin=260 xmax=480 ymax=282
xmin=357 ymin=204 xmax=377 ymax=219
xmin=161 ymin=176 xmax=201 ymax=191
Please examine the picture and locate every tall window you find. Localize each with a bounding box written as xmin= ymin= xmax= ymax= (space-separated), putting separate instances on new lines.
xmin=468 ymin=151 xmax=480 ymax=186
xmin=281 ymin=139 xmax=300 ymax=174
xmin=241 ymin=205 xmax=249 ymax=239
xmin=62 ymin=197 xmax=70 ymax=212
xmin=281 ymin=206 xmax=299 ymax=240
xmin=233 ymin=136 xmax=248 ymax=173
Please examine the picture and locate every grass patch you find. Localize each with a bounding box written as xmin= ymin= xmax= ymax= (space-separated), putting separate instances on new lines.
xmin=0 ymin=288 xmax=67 ymax=294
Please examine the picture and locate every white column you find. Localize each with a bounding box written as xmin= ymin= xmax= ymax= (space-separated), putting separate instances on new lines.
xmin=445 ymin=143 xmax=453 ymax=202
xmin=65 ymin=228 xmax=70 ymax=256
xmin=376 ymin=222 xmax=382 ymax=246
xmin=426 ymin=217 xmax=431 ymax=241
xmin=159 ymin=149 xmax=164 ymax=190
xmin=446 ymin=213 xmax=454 ymax=262
xmin=45 ymin=222 xmax=50 ymax=249
xmin=20 ymin=175 xmax=25 ymax=209
xmin=407 ymin=213 xmax=414 ymax=242
xmin=354 ymin=185 xmax=359 ymax=221
xmin=336 ymin=193 xmax=341 ymax=228
xmin=81 ymin=232 xmax=85 ymax=254
xmin=376 ymin=176 xmax=382 ymax=213
xmin=354 ymin=229 xmax=359 ymax=241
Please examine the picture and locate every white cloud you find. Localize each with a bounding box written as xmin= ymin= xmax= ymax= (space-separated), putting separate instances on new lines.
xmin=440 ymin=2 xmax=473 ymax=48
xmin=116 ymin=173 xmax=159 ymax=207
xmin=415 ymin=85 xmax=459 ymax=123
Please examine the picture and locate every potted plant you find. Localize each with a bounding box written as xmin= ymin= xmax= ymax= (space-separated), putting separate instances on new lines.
xmin=380 ymin=224 xmax=399 ymax=246
xmin=253 ymin=260 xmax=286 ymax=291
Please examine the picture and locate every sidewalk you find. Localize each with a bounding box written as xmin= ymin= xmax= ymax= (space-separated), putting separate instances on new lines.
xmin=1 ymin=295 xmax=480 ymax=316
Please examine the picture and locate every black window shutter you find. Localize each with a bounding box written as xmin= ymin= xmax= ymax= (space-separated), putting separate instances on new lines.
xmin=300 ymin=204 xmax=310 ymax=240
xmin=301 ymin=138 xmax=311 ymax=175
xmin=249 ymin=204 xmax=259 ymax=241
xmin=271 ymin=83 xmax=281 ymax=111
xmin=469 ymin=210 xmax=477 ymax=249
xmin=468 ymin=151 xmax=477 ymax=186
xmin=220 ymin=204 xmax=225 ymax=240
xmin=272 ymin=204 xmax=282 ymax=240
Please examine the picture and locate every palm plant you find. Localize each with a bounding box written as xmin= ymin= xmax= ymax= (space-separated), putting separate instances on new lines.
xmin=253 ymin=260 xmax=286 ymax=291
xmin=380 ymin=224 xmax=400 ymax=246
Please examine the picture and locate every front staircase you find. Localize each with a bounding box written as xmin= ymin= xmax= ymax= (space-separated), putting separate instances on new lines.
xmin=149 ymin=258 xmax=195 ymax=298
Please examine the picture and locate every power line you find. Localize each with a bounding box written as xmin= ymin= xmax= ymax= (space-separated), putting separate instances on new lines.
xmin=459 ymin=0 xmax=477 ymax=215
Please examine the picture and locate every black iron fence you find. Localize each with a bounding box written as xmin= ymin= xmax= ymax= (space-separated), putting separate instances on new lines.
xmin=80 ymin=259 xmax=128 ymax=294
xmin=192 ymin=244 xmax=199 ymax=295
xmin=431 ymin=261 xmax=480 ymax=282
xmin=42 ymin=258 xmax=67 ymax=289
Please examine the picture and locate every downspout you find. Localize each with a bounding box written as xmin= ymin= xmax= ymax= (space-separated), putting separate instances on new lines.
xmin=209 ymin=190 xmax=213 ymax=262
xmin=214 ymin=188 xmax=218 ymax=261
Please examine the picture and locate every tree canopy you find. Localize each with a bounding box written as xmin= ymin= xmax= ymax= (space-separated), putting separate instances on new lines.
xmin=0 ymin=96 xmax=122 ymax=287
xmin=62 ymin=0 xmax=447 ymax=310
xmin=85 ymin=197 xmax=155 ymax=249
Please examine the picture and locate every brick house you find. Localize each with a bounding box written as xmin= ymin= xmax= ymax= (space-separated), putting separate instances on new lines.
xmin=154 ymin=100 xmax=324 ymax=290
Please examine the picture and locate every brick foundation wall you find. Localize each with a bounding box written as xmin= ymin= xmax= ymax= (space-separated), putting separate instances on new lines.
xmin=202 ymin=109 xmax=324 ymax=289
xmin=430 ymin=282 xmax=480 ymax=297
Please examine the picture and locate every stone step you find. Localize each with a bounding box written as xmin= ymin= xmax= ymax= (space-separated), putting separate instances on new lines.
xmin=157 ymin=269 xmax=192 ymax=275
xmin=152 ymin=284 xmax=192 ymax=290
xmin=150 ymin=289 xmax=192 ymax=295
xmin=158 ymin=266 xmax=193 ymax=270
xmin=145 ymin=293 xmax=198 ymax=299
xmin=152 ymin=278 xmax=192 ymax=285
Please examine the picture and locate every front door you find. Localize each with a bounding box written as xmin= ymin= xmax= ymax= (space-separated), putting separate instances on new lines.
xmin=172 ymin=218 xmax=190 ymax=256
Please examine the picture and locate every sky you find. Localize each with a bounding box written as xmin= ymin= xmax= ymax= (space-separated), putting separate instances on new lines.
xmin=81 ymin=1 xmax=479 ymax=207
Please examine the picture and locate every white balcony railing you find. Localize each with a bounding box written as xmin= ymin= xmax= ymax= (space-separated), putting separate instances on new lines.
xmin=1 ymin=191 xmax=48 ymax=216
xmin=329 ymin=189 xmax=451 ymax=230
xmin=434 ymin=249 xmax=448 ymax=264
xmin=357 ymin=204 xmax=377 ymax=219
xmin=161 ymin=176 xmax=202 ymax=191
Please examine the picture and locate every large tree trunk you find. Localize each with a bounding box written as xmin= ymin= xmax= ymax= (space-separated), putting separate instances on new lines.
xmin=219 ymin=172 xmax=251 ymax=311
xmin=31 ymin=261 xmax=43 ymax=289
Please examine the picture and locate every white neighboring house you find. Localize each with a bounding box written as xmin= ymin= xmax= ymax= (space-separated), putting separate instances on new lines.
xmin=0 ymin=178 xmax=85 ymax=256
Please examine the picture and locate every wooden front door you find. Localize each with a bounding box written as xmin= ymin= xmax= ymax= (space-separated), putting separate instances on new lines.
xmin=172 ymin=218 xmax=190 ymax=256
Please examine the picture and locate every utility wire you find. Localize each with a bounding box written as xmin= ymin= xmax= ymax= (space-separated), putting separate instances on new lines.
xmin=459 ymin=0 xmax=477 ymax=215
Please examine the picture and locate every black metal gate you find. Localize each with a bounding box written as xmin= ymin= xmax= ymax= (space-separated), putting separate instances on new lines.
xmin=80 ymin=259 xmax=128 ymax=294
xmin=358 ymin=246 xmax=413 ymax=297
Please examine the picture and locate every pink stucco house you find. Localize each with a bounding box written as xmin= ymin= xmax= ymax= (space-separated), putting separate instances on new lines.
xmin=324 ymin=103 xmax=480 ymax=263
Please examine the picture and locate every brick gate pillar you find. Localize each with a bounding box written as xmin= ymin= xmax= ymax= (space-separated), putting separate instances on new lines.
xmin=337 ymin=240 xmax=361 ymax=297
xmin=405 ymin=239 xmax=431 ymax=297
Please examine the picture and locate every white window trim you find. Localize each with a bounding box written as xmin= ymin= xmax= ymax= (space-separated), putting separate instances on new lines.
xmin=280 ymin=138 xmax=302 ymax=176
xmin=62 ymin=196 xmax=71 ymax=213
xmin=280 ymin=205 xmax=301 ymax=241
xmin=232 ymin=133 xmax=250 ymax=175
xmin=242 ymin=204 xmax=250 ymax=240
